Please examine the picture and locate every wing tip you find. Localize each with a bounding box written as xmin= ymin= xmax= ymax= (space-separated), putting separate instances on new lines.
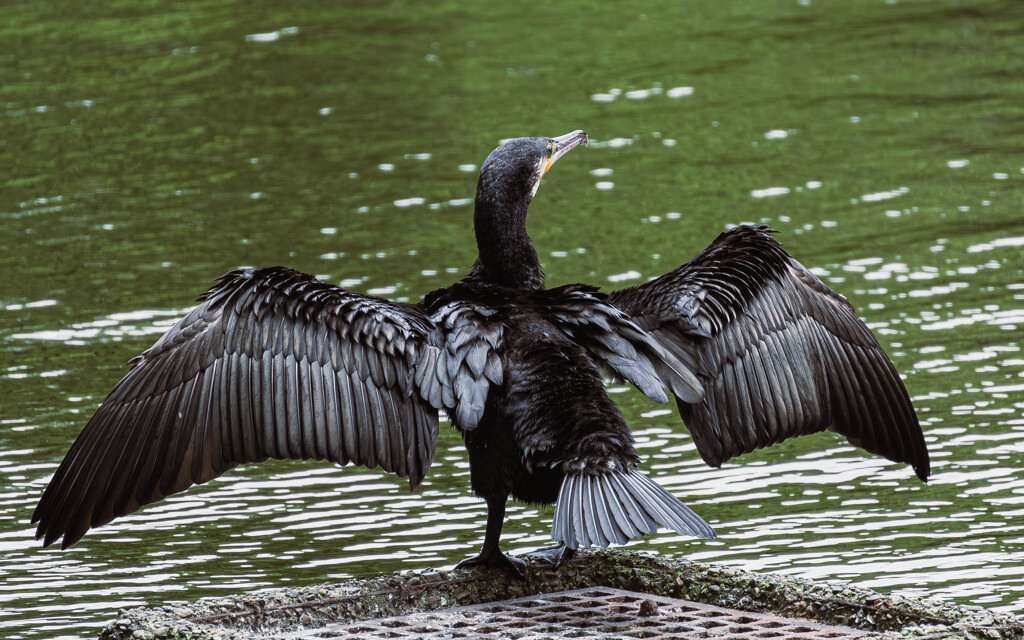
xmin=913 ymin=458 xmax=931 ymax=483
xmin=40 ymin=529 xmax=62 ymax=548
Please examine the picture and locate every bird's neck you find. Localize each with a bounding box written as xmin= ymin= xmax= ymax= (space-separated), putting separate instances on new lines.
xmin=468 ymin=194 xmax=544 ymax=291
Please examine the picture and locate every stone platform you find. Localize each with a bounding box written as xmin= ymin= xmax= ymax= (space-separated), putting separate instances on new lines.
xmin=99 ymin=549 xmax=1023 ymax=640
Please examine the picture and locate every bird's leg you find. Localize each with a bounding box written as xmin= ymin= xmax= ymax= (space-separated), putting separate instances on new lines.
xmin=455 ymin=494 xmax=526 ymax=577
xmin=524 ymin=542 xmax=575 ymax=568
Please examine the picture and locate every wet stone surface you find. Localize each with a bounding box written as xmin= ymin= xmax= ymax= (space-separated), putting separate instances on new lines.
xmin=99 ymin=550 xmax=1024 ymax=640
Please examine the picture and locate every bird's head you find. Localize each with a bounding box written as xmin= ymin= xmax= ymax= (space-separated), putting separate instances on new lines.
xmin=474 ymin=130 xmax=589 ymax=213
xmin=469 ymin=129 xmax=588 ymax=290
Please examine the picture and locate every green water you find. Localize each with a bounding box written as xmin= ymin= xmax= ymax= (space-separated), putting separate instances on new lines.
xmin=3 ymin=0 xmax=1023 ymax=637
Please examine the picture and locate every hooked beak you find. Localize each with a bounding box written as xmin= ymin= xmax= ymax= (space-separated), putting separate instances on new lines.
xmin=543 ymin=130 xmax=589 ymax=175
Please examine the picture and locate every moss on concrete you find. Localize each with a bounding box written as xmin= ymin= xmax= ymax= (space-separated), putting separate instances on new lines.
xmin=99 ymin=549 xmax=1023 ymax=640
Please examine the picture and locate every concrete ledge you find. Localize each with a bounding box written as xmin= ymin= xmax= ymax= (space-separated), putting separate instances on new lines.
xmin=100 ymin=549 xmax=1023 ymax=640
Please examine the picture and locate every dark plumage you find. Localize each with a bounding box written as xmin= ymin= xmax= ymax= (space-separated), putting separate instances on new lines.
xmin=33 ymin=130 xmax=929 ymax=574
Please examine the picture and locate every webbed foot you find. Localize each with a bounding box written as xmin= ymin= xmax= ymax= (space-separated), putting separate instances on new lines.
xmin=455 ymin=548 xmax=527 ymax=577
xmin=524 ymin=543 xmax=575 ymax=568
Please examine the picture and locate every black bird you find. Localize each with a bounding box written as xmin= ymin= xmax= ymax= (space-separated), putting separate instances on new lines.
xmin=33 ymin=130 xmax=929 ymax=574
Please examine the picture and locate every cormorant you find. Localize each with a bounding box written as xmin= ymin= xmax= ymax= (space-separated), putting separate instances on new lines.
xmin=33 ymin=130 xmax=930 ymax=574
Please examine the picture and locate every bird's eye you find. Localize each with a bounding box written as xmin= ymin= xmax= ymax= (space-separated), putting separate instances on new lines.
xmin=545 ymin=143 xmax=555 ymax=159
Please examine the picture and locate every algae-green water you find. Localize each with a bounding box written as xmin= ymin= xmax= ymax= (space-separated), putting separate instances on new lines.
xmin=2 ymin=1 xmax=1023 ymax=637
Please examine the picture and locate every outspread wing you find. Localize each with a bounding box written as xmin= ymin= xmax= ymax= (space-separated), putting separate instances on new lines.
xmin=33 ymin=267 xmax=445 ymax=548
xmin=608 ymin=225 xmax=930 ymax=481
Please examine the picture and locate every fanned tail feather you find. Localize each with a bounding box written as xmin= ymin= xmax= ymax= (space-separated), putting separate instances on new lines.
xmin=552 ymin=469 xmax=715 ymax=549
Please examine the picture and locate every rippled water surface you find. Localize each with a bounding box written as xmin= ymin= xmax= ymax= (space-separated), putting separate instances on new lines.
xmin=3 ymin=0 xmax=1024 ymax=637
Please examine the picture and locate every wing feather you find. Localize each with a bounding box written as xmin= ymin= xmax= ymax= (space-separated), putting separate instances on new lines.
xmin=350 ymin=369 xmax=374 ymax=469
xmin=337 ymin=370 xmax=358 ymax=464
xmin=322 ymin=363 xmax=342 ymax=462
xmin=309 ymin=357 xmax=328 ymax=460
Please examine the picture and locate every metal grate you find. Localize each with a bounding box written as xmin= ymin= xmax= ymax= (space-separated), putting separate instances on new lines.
xmin=273 ymin=587 xmax=870 ymax=639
